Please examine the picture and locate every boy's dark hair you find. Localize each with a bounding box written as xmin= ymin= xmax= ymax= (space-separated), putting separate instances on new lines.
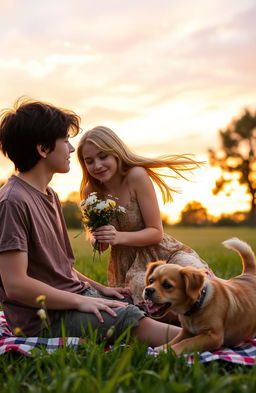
xmin=0 ymin=97 xmax=81 ymax=172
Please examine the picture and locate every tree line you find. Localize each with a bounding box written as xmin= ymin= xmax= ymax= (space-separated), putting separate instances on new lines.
xmin=1 ymin=107 xmax=255 ymax=227
xmin=62 ymin=198 xmax=250 ymax=229
xmin=62 ymin=107 xmax=256 ymax=227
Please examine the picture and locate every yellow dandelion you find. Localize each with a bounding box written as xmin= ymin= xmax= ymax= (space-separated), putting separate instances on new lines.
xmin=36 ymin=295 xmax=46 ymax=303
xmin=14 ymin=327 xmax=22 ymax=336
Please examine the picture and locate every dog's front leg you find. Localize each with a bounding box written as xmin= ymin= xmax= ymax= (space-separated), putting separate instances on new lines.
xmin=154 ymin=328 xmax=192 ymax=352
xmin=170 ymin=328 xmax=192 ymax=345
xmin=171 ymin=331 xmax=223 ymax=355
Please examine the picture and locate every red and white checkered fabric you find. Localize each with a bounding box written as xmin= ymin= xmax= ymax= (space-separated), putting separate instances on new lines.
xmin=1 ymin=311 xmax=256 ymax=364
xmin=0 ymin=311 xmax=81 ymax=356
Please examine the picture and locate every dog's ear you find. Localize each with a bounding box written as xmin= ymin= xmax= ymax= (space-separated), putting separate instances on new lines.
xmin=145 ymin=260 xmax=166 ymax=285
xmin=180 ymin=267 xmax=205 ymax=302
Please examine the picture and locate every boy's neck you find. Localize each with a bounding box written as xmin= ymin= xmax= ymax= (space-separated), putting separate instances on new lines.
xmin=17 ymin=170 xmax=52 ymax=195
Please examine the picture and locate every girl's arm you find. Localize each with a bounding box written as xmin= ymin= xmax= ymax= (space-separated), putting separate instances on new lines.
xmin=73 ymin=268 xmax=131 ymax=298
xmin=94 ymin=167 xmax=164 ymax=247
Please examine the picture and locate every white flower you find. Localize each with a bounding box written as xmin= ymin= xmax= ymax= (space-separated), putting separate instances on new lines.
xmin=118 ymin=206 xmax=126 ymax=213
xmin=95 ymin=201 xmax=107 ymax=210
xmin=79 ymin=191 xmax=126 ymax=248
xmin=105 ymin=199 xmax=116 ymax=207
xmin=85 ymin=194 xmax=98 ymax=206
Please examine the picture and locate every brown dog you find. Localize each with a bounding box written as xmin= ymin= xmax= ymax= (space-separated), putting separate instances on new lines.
xmin=143 ymin=238 xmax=256 ymax=354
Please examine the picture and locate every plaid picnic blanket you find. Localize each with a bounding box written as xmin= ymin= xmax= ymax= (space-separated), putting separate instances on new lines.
xmin=1 ymin=311 xmax=256 ymax=364
xmin=147 ymin=342 xmax=256 ymax=365
xmin=0 ymin=311 xmax=80 ymax=356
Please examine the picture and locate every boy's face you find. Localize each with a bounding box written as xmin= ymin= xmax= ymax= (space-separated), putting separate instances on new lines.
xmin=45 ymin=136 xmax=75 ymax=174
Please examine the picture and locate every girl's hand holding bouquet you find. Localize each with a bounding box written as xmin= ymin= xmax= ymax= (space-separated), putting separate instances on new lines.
xmin=80 ymin=192 xmax=125 ymax=258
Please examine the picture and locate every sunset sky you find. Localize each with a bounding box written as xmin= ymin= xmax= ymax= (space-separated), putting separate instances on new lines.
xmin=0 ymin=0 xmax=255 ymax=222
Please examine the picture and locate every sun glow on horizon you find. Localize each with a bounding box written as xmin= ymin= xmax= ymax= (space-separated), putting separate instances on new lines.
xmin=1 ymin=149 xmax=250 ymax=226
xmin=0 ymin=121 xmax=252 ymax=225
xmin=0 ymin=0 xmax=255 ymax=223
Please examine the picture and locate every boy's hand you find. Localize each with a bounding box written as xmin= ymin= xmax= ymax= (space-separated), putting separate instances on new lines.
xmin=77 ymin=296 xmax=128 ymax=323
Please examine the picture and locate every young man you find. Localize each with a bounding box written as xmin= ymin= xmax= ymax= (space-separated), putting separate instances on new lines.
xmin=0 ymin=98 xmax=180 ymax=345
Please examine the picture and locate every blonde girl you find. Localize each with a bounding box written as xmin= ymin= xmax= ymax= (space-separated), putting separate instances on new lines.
xmin=77 ymin=126 xmax=211 ymax=304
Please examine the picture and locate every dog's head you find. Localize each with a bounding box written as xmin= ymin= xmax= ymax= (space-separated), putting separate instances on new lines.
xmin=143 ymin=261 xmax=207 ymax=318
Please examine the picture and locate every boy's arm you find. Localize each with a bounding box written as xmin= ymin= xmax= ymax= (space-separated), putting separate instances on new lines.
xmin=0 ymin=250 xmax=128 ymax=322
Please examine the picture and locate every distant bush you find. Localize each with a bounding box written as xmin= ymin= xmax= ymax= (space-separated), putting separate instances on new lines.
xmin=62 ymin=200 xmax=82 ymax=229
xmin=215 ymin=212 xmax=249 ymax=227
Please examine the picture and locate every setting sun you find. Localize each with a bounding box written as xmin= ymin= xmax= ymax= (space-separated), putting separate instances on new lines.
xmin=0 ymin=0 xmax=255 ymax=223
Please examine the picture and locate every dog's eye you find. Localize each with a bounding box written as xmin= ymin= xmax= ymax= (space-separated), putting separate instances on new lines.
xmin=148 ymin=278 xmax=154 ymax=284
xmin=162 ymin=281 xmax=172 ymax=289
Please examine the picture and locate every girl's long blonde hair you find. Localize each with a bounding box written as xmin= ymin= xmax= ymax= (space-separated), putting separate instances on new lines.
xmin=77 ymin=126 xmax=202 ymax=203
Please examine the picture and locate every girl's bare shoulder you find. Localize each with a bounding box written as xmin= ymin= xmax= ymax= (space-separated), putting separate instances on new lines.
xmin=126 ymin=167 xmax=151 ymax=194
xmin=126 ymin=166 xmax=148 ymax=181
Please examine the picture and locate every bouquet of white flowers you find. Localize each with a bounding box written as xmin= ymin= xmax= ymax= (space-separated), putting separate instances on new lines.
xmin=79 ymin=192 xmax=126 ymax=258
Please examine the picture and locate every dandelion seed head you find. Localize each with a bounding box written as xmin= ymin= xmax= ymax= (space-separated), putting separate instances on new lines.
xmin=106 ymin=325 xmax=115 ymax=339
xmin=37 ymin=308 xmax=47 ymax=320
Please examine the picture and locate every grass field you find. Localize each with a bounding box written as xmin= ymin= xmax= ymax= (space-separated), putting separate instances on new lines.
xmin=1 ymin=227 xmax=256 ymax=393
xmin=72 ymin=226 xmax=256 ymax=281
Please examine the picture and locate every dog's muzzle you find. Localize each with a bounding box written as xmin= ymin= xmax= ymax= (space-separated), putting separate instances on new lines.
xmin=144 ymin=287 xmax=155 ymax=299
xmin=143 ymin=287 xmax=172 ymax=317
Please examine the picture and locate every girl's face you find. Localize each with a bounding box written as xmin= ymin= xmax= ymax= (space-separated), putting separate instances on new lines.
xmin=82 ymin=142 xmax=119 ymax=183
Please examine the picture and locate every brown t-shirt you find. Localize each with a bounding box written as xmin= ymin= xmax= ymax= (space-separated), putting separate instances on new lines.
xmin=0 ymin=175 xmax=86 ymax=335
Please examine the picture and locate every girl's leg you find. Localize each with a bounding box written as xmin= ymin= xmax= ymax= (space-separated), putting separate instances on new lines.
xmin=132 ymin=317 xmax=180 ymax=347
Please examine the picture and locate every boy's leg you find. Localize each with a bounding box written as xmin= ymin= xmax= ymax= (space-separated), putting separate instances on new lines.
xmin=48 ymin=288 xmax=181 ymax=347
xmin=49 ymin=288 xmax=145 ymax=342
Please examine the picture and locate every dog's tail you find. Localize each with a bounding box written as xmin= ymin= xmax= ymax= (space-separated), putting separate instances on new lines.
xmin=222 ymin=237 xmax=256 ymax=274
